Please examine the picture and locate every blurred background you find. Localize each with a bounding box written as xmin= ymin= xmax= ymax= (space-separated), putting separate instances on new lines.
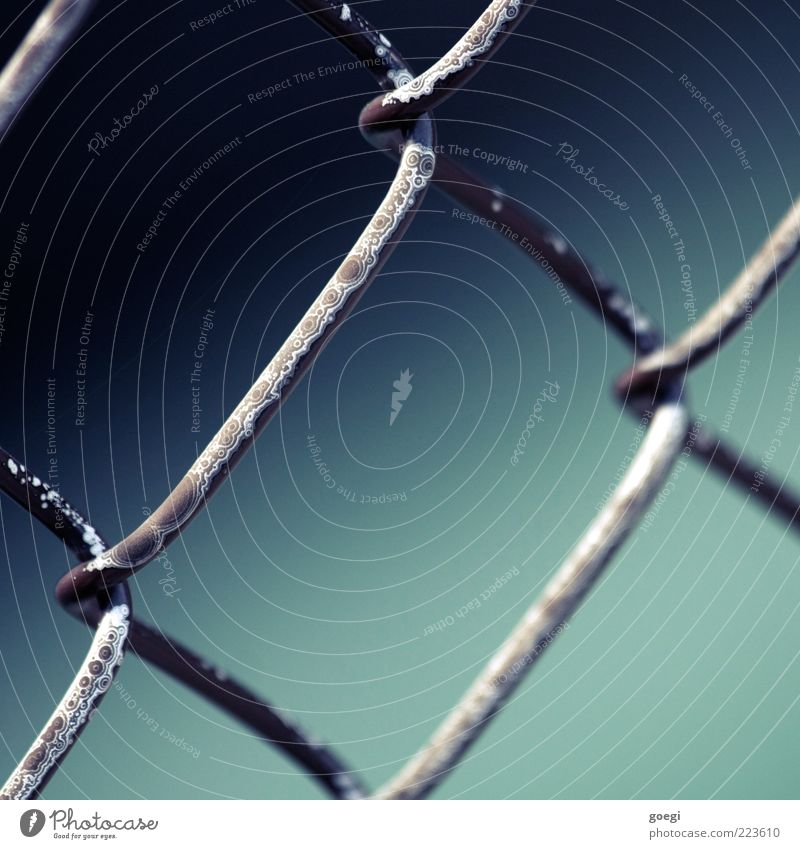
xmin=0 ymin=0 xmax=799 ymax=799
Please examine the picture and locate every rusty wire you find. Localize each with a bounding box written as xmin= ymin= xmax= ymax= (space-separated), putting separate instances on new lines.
xmin=1 ymin=0 xmax=799 ymax=800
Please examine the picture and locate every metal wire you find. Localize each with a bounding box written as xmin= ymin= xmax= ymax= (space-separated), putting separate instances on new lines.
xmin=0 ymin=0 xmax=96 ymax=140
xmin=2 ymin=0 xmax=799 ymax=801
xmin=0 ymin=445 xmax=364 ymax=800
